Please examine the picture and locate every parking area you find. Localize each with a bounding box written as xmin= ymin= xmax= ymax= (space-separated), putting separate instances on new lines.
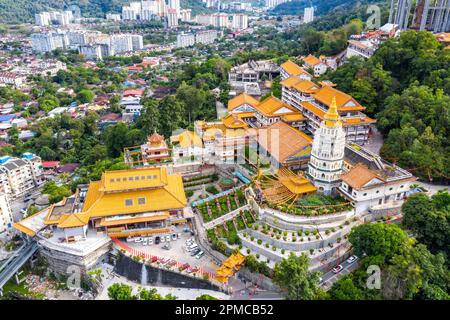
xmin=122 ymin=225 xmax=219 ymax=274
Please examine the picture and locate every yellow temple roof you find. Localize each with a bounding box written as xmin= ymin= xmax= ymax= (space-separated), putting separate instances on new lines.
xmin=170 ymin=130 xmax=203 ymax=148
xmin=255 ymin=95 xmax=299 ymax=117
xmin=280 ymin=60 xmax=311 ymax=77
xmin=227 ymin=93 xmax=259 ymax=112
xmin=313 ymin=85 xmax=365 ymax=112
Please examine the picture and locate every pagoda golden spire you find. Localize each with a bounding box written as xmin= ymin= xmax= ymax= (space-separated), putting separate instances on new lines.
xmin=324 ymin=96 xmax=341 ymax=127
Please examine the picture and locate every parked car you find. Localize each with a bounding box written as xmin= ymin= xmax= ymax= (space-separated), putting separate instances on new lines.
xmin=177 ymin=233 xmax=181 ymax=239
xmin=155 ymin=236 xmax=160 ymax=245
xmin=195 ymin=251 xmax=204 ymax=259
xmin=346 ymin=255 xmax=358 ymax=264
xmin=126 ymin=237 xmax=135 ymax=243
xmin=332 ymin=265 xmax=343 ymax=273
xmin=190 ymin=249 xmax=201 ymax=256
xmin=134 ymin=237 xmax=143 ymax=243
xmin=162 ymin=243 xmax=171 ymax=250
xmin=142 ymin=238 xmax=148 ymax=246
xmin=148 ymin=238 xmax=153 ymax=245
xmin=160 ymin=237 xmax=165 ymax=243
xmin=165 ymin=235 xmax=171 ymax=242
xmin=171 ymin=233 xmax=177 ymax=240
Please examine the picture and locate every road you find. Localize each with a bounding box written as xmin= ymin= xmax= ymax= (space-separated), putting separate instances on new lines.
xmin=320 ymin=257 xmax=360 ymax=290
xmin=0 ymin=240 xmax=39 ymax=292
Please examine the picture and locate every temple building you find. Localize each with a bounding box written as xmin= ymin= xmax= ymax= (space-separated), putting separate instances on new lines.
xmin=308 ymin=97 xmax=346 ymax=195
xmin=280 ymin=60 xmax=376 ymax=143
xmin=339 ymin=143 xmax=417 ymax=214
xmin=140 ymin=132 xmax=170 ymax=164
xmin=280 ymin=60 xmax=313 ymax=80
xmin=253 ymin=121 xmax=313 ymax=170
xmin=15 ymin=167 xmax=188 ymax=241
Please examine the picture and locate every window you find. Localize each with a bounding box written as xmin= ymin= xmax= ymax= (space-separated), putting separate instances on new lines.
xmin=110 ymin=179 xmax=114 ymax=182
xmin=122 ymin=178 xmax=127 ymax=181
xmin=389 ymin=187 xmax=393 ymax=191
xmin=147 ymin=175 xmax=152 ymax=179
xmin=363 ymin=193 xmax=367 ymax=196
xmin=135 ymin=176 xmax=139 ymax=180
xmin=400 ymin=185 xmax=404 ymax=188
xmin=125 ymin=199 xmax=133 ymax=206
xmin=128 ymin=177 xmax=133 ymax=181
xmin=141 ymin=176 xmax=145 ymax=180
xmin=138 ymin=197 xmax=146 ymax=205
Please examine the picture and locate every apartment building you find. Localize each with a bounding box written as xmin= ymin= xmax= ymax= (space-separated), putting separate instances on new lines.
xmin=0 ymin=153 xmax=43 ymax=200
xmin=0 ymin=72 xmax=26 ymax=87
xmin=0 ymin=193 xmax=12 ymax=233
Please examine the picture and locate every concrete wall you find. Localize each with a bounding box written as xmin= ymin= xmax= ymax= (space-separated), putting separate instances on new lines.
xmin=243 ymin=224 xmax=354 ymax=252
xmin=260 ymin=208 xmax=355 ymax=231
xmin=113 ymin=253 xmax=222 ymax=292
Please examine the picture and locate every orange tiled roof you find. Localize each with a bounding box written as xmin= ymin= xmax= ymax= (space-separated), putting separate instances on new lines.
xmin=292 ymin=79 xmax=320 ymax=93
xmin=313 ymin=85 xmax=365 ymax=112
xmin=303 ymin=55 xmax=323 ymax=67
xmin=280 ymin=60 xmax=311 ymax=77
xmin=228 ymin=93 xmax=259 ymax=112
xmin=280 ymin=75 xmax=302 ymax=88
xmin=221 ymin=114 xmax=249 ymax=129
xmin=256 ymin=121 xmax=312 ymax=164
xmin=341 ymin=163 xmax=383 ymax=189
xmin=255 ymin=95 xmax=299 ymax=117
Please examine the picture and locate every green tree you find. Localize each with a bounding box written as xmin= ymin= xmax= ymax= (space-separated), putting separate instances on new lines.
xmin=348 ymin=223 xmax=412 ymax=263
xmin=107 ymin=283 xmax=136 ymax=300
xmin=273 ymin=253 xmax=322 ymax=300
xmin=328 ymin=276 xmax=364 ymax=300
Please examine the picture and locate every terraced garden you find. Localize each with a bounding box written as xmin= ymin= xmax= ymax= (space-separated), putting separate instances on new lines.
xmin=195 ymin=188 xmax=247 ymax=223
xmin=206 ymin=209 xmax=257 ymax=246
xmin=268 ymin=194 xmax=353 ymax=216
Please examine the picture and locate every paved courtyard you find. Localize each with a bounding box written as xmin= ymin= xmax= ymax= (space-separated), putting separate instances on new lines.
xmin=122 ymin=225 xmax=220 ymax=274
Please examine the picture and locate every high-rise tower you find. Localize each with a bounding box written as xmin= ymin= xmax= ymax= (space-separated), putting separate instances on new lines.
xmin=307 ymin=97 xmax=346 ymax=195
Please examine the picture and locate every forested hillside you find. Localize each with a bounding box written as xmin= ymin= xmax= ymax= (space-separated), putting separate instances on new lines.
xmin=271 ymin=0 xmax=380 ymax=17
xmin=323 ymin=31 xmax=450 ymax=182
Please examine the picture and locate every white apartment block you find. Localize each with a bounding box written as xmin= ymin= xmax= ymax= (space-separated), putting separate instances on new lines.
xmin=131 ymin=35 xmax=144 ymax=51
xmin=265 ymin=0 xmax=290 ymax=9
xmin=177 ymin=33 xmax=195 ymax=48
xmin=195 ymin=30 xmax=218 ymax=45
xmin=0 ymin=193 xmax=12 ymax=233
xmin=231 ymin=14 xmax=248 ymax=30
xmin=304 ymin=7 xmax=314 ymax=24
xmin=79 ymin=45 xmax=103 ymax=60
xmin=0 ymin=72 xmax=26 ymax=87
xmin=35 ymin=11 xmax=73 ymax=26
xmin=31 ymin=33 xmax=69 ymax=53
xmin=167 ymin=9 xmax=179 ymax=28
xmin=106 ymin=13 xmax=122 ymax=21
xmin=111 ymin=34 xmax=133 ymax=53
xmin=0 ymin=153 xmax=43 ymax=200
xmin=180 ymin=9 xmax=192 ymax=22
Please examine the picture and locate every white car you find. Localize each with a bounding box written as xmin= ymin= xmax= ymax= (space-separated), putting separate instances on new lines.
xmin=332 ymin=265 xmax=343 ymax=274
xmin=346 ymin=255 xmax=358 ymax=264
xmin=177 ymin=233 xmax=181 ymax=239
xmin=142 ymin=239 xmax=148 ymax=246
xmin=165 ymin=235 xmax=171 ymax=242
xmin=148 ymin=238 xmax=153 ymax=245
xmin=160 ymin=237 xmax=165 ymax=243
xmin=126 ymin=237 xmax=135 ymax=243
xmin=195 ymin=251 xmax=204 ymax=259
xmin=172 ymin=233 xmax=177 ymax=240
xmin=134 ymin=237 xmax=143 ymax=243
